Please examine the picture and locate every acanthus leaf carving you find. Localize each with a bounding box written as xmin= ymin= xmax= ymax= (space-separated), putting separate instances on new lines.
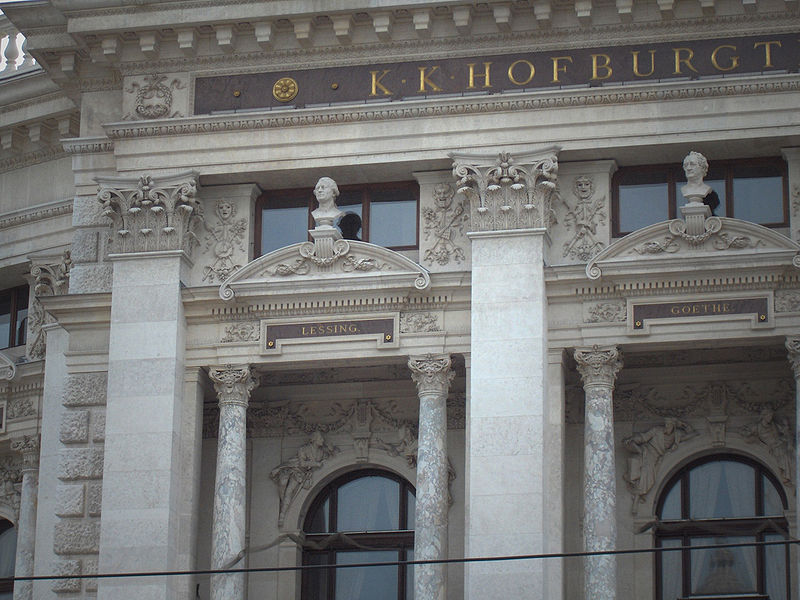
xmin=422 ymin=183 xmax=469 ymax=266
xmin=27 ymin=251 xmax=72 ymax=360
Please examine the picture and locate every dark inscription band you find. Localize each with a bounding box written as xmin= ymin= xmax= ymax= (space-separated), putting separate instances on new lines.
xmin=265 ymin=318 xmax=395 ymax=349
xmin=195 ymin=33 xmax=798 ymax=114
xmin=633 ymin=298 xmax=768 ymax=329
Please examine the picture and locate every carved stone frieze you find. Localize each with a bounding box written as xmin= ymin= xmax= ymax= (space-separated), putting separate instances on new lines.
xmin=0 ymin=200 xmax=72 ymax=231
xmin=583 ymin=300 xmax=626 ymax=323
xmin=740 ymin=407 xmax=794 ymax=485
xmin=399 ymin=312 xmax=441 ymax=333
xmin=422 ymin=183 xmax=469 ymax=266
xmin=775 ymin=290 xmax=800 ymax=312
xmin=123 ymin=73 xmax=186 ymax=120
xmin=97 ymin=172 xmax=203 ymax=256
xmin=562 ymin=175 xmax=606 ymax=261
xmin=202 ymin=200 xmax=247 ymax=283
xmin=7 ymin=394 xmax=35 ymax=420
xmin=452 ymin=150 xmax=559 ymax=232
xmin=27 ymin=251 xmax=72 ymax=360
xmin=220 ymin=321 xmax=260 ymax=343
xmin=11 ymin=435 xmax=40 ymax=469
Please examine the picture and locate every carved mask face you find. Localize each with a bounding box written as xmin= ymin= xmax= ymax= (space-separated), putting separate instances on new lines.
xmin=433 ymin=184 xmax=453 ymax=209
xmin=217 ymin=202 xmax=233 ymax=220
xmin=574 ymin=178 xmax=593 ymax=199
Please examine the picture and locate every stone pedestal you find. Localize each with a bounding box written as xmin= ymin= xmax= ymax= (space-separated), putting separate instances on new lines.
xmin=209 ymin=365 xmax=256 ymax=600
xmin=11 ymin=436 xmax=39 ymax=600
xmin=409 ymin=354 xmax=454 ymax=600
xmin=574 ymin=345 xmax=622 ymax=600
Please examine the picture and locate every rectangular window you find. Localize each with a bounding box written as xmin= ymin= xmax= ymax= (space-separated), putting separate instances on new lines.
xmin=256 ymin=181 xmax=419 ymax=256
xmin=612 ymin=157 xmax=788 ymax=236
xmin=0 ymin=286 xmax=28 ymax=350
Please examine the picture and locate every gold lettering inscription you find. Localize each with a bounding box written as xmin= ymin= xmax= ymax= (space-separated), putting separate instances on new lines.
xmin=668 ymin=303 xmax=735 ymax=315
xmin=507 ymin=59 xmax=535 ymax=85
xmin=468 ymin=62 xmax=493 ymax=89
xmin=711 ymin=45 xmax=740 ymax=71
xmin=551 ymin=56 xmax=573 ymax=83
xmin=370 ymin=70 xmax=393 ymax=96
xmin=631 ymin=50 xmax=656 ymax=77
xmin=753 ymin=41 xmax=781 ymax=68
xmin=591 ymin=53 xmax=613 ymax=80
xmin=672 ymin=47 xmax=699 ymax=75
xmin=418 ymin=66 xmax=443 ymax=92
xmin=300 ymin=322 xmax=363 ymax=336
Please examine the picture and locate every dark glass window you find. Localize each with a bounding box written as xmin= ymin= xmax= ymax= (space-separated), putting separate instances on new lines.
xmin=613 ymin=158 xmax=787 ymax=236
xmin=0 ymin=519 xmax=16 ymax=598
xmin=0 ymin=286 xmax=28 ymax=350
xmin=655 ymin=455 xmax=790 ymax=600
xmin=302 ymin=470 xmax=415 ymax=600
xmin=256 ymin=182 xmax=418 ymax=255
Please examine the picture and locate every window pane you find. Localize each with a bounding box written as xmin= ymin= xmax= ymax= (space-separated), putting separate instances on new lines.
xmin=14 ymin=287 xmax=27 ymax=347
xmin=660 ymin=538 xmax=682 ymax=600
xmin=261 ymin=206 xmax=308 ymax=254
xmin=0 ymin=293 xmax=10 ymax=350
xmin=405 ymin=549 xmax=414 ymax=600
xmin=733 ymin=175 xmax=784 ymax=224
xmin=370 ymin=195 xmax=416 ymax=247
xmin=0 ymin=525 xmax=15 ymax=578
xmin=762 ymin=475 xmax=784 ymax=516
xmin=304 ymin=553 xmax=330 ymax=600
xmin=659 ymin=479 xmax=681 ymax=520
xmin=337 ymin=476 xmax=399 ymax=532
xmin=689 ymin=460 xmax=755 ymax=519
xmin=307 ymin=498 xmax=330 ymax=533
xmin=764 ymin=533 xmax=788 ymax=600
xmin=618 ymin=183 xmax=669 ymax=233
xmin=335 ymin=550 xmax=398 ymax=600
xmin=406 ymin=488 xmax=415 ymax=530
xmin=690 ymin=536 xmax=756 ymax=595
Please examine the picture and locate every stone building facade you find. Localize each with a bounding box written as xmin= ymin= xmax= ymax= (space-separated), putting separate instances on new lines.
xmin=0 ymin=1 xmax=799 ymax=599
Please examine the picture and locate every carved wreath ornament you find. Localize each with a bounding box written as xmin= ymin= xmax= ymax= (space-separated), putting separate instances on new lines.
xmin=125 ymin=74 xmax=185 ymax=120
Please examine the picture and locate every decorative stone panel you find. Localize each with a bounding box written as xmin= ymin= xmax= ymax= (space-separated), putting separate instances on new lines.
xmin=58 ymin=449 xmax=104 ymax=481
xmin=54 ymin=484 xmax=85 ymax=518
xmin=63 ymin=373 xmax=107 ymax=407
xmin=59 ymin=411 xmax=89 ymax=444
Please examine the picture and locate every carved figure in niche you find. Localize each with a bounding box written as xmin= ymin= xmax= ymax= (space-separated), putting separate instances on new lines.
xmin=681 ymin=151 xmax=720 ymax=214
xmin=270 ymin=431 xmax=337 ymax=525
xmin=623 ymin=418 xmax=696 ymax=513
xmin=202 ymin=200 xmax=247 ymax=282
xmin=312 ymin=177 xmax=343 ymax=227
xmin=740 ymin=407 xmax=793 ymax=484
xmin=374 ymin=425 xmax=418 ymax=467
xmin=422 ymin=183 xmax=469 ymax=265
xmin=562 ymin=175 xmax=606 ymax=261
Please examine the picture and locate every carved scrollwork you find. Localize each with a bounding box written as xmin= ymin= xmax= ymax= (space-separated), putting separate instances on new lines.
xmin=27 ymin=251 xmax=72 ymax=360
xmin=667 ymin=215 xmax=722 ymax=246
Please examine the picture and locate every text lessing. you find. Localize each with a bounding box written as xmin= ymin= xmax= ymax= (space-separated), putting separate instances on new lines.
xmin=669 ymin=303 xmax=733 ymax=315
xmin=300 ymin=323 xmax=362 ymax=336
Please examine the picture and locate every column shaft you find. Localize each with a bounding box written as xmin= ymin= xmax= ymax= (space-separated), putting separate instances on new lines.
xmin=575 ymin=345 xmax=621 ymax=600
xmin=210 ymin=365 xmax=255 ymax=600
xmin=785 ymin=336 xmax=800 ymax=600
xmin=11 ymin=436 xmax=39 ymax=600
xmin=410 ymin=354 xmax=454 ymax=600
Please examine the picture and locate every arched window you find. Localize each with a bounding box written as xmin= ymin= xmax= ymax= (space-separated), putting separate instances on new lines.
xmin=0 ymin=519 xmax=16 ymax=599
xmin=655 ymin=455 xmax=790 ymax=600
xmin=302 ymin=470 xmax=415 ymax=600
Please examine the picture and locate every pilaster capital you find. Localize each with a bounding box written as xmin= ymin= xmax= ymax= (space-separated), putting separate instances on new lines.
xmin=10 ymin=435 xmax=40 ymax=470
xmin=574 ymin=345 xmax=622 ymax=390
xmin=209 ymin=364 xmax=256 ymax=408
xmin=408 ymin=354 xmax=455 ymax=398
xmin=97 ymin=170 xmax=203 ymax=256
xmin=450 ymin=148 xmax=559 ymax=233
xmin=785 ymin=336 xmax=800 ymax=379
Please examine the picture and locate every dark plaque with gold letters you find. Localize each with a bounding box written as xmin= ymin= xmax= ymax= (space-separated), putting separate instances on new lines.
xmin=632 ymin=298 xmax=769 ymax=329
xmin=195 ymin=33 xmax=798 ymax=114
xmin=265 ymin=318 xmax=395 ymax=350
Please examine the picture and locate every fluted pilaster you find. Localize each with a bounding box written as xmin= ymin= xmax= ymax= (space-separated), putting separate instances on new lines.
xmin=409 ymin=354 xmax=454 ymax=600
xmin=209 ymin=365 xmax=256 ymax=600
xmin=574 ymin=345 xmax=622 ymax=600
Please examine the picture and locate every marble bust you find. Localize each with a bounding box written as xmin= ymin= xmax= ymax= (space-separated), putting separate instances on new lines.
xmin=680 ymin=151 xmax=720 ymax=214
xmin=311 ymin=176 xmax=344 ymax=228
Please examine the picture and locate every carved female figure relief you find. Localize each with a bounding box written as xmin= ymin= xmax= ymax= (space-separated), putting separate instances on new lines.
xmin=202 ymin=200 xmax=247 ymax=282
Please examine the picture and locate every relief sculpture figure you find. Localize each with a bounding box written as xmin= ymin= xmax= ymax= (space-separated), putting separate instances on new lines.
xmin=623 ymin=418 xmax=696 ymax=513
xmin=270 ymin=431 xmax=337 ymax=525
xmin=741 ymin=407 xmax=793 ymax=484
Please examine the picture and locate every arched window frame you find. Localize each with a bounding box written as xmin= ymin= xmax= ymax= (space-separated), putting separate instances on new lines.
xmin=654 ymin=453 xmax=790 ymax=600
xmin=301 ymin=469 xmax=416 ymax=600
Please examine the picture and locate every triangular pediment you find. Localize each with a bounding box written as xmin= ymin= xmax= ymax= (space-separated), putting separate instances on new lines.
xmin=220 ymin=240 xmax=431 ymax=300
xmin=586 ymin=217 xmax=800 ymax=280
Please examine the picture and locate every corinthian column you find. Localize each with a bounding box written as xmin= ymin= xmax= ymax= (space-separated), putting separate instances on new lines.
xmin=209 ymin=365 xmax=256 ymax=600
xmin=409 ymin=354 xmax=455 ymax=600
xmin=574 ymin=345 xmax=622 ymax=600
xmin=785 ymin=337 xmax=800 ymax=546
xmin=11 ymin=435 xmax=39 ymax=600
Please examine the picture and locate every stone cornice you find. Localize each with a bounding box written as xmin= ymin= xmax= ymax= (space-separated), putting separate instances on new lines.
xmin=0 ymin=199 xmax=73 ymax=231
xmin=0 ymin=146 xmax=69 ymax=175
xmin=62 ymin=137 xmax=114 ymax=154
xmin=103 ymin=74 xmax=800 ymax=140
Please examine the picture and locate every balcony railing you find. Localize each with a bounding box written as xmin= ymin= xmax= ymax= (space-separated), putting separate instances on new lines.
xmin=0 ymin=15 xmax=37 ymax=79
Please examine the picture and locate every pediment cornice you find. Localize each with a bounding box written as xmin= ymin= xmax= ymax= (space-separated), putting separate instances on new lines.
xmin=219 ymin=240 xmax=431 ymax=301
xmin=586 ymin=217 xmax=800 ymax=281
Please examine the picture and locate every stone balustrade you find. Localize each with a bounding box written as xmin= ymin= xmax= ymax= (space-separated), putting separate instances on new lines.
xmin=0 ymin=16 xmax=36 ymax=76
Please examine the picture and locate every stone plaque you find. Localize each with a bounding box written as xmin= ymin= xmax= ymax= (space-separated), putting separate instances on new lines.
xmin=263 ymin=316 xmax=397 ymax=352
xmin=632 ymin=297 xmax=768 ymax=330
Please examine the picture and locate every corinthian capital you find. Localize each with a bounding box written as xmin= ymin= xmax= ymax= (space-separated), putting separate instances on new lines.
xmin=97 ymin=171 xmax=202 ymax=256
xmin=574 ymin=345 xmax=622 ymax=389
xmin=10 ymin=435 xmax=40 ymax=470
xmin=408 ymin=354 xmax=455 ymax=397
xmin=786 ymin=336 xmax=800 ymax=379
xmin=209 ymin=364 xmax=256 ymax=408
